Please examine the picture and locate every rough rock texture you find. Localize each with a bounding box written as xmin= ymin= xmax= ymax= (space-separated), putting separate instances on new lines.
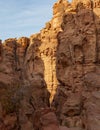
xmin=30 ymin=0 xmax=70 ymax=101
xmin=0 ymin=37 xmax=50 ymax=130
xmin=0 ymin=0 xmax=100 ymax=130
xmin=52 ymin=0 xmax=100 ymax=130
xmin=33 ymin=108 xmax=83 ymax=130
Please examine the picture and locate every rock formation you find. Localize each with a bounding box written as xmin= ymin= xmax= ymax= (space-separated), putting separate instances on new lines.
xmin=33 ymin=107 xmax=83 ymax=130
xmin=0 ymin=0 xmax=100 ymax=130
xmin=0 ymin=37 xmax=50 ymax=130
xmin=52 ymin=0 xmax=100 ymax=130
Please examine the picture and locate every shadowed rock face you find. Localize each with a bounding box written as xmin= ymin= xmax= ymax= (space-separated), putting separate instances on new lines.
xmin=0 ymin=37 xmax=50 ymax=130
xmin=0 ymin=0 xmax=100 ymax=130
xmin=33 ymin=108 xmax=84 ymax=130
xmin=52 ymin=0 xmax=100 ymax=130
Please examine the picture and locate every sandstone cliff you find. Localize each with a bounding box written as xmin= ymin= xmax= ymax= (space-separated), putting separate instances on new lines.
xmin=0 ymin=0 xmax=100 ymax=130
xmin=52 ymin=0 xmax=100 ymax=130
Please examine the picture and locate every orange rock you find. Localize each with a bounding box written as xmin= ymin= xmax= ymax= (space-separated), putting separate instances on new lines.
xmin=0 ymin=0 xmax=100 ymax=130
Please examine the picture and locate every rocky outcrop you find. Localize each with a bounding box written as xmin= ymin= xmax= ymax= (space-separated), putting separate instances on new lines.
xmin=32 ymin=0 xmax=69 ymax=101
xmin=0 ymin=0 xmax=100 ymax=130
xmin=33 ymin=107 xmax=83 ymax=130
xmin=0 ymin=37 xmax=50 ymax=130
xmin=23 ymin=0 xmax=70 ymax=103
xmin=52 ymin=0 xmax=100 ymax=130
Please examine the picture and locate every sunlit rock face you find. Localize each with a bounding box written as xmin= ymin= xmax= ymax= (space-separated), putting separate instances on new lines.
xmin=28 ymin=0 xmax=70 ymax=102
xmin=38 ymin=0 xmax=70 ymax=101
xmin=0 ymin=0 xmax=100 ymax=130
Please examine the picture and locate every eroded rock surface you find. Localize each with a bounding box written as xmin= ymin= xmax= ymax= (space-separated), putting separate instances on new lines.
xmin=52 ymin=0 xmax=100 ymax=130
xmin=0 ymin=0 xmax=100 ymax=130
xmin=0 ymin=37 xmax=50 ymax=130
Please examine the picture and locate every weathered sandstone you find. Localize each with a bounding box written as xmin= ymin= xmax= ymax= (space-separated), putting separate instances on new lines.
xmin=52 ymin=0 xmax=100 ymax=130
xmin=0 ymin=0 xmax=100 ymax=130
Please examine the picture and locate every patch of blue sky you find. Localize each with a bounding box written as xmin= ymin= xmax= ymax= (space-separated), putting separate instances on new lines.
xmin=0 ymin=0 xmax=72 ymax=41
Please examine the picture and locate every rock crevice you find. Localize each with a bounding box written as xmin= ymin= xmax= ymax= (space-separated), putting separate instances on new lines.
xmin=0 ymin=0 xmax=100 ymax=130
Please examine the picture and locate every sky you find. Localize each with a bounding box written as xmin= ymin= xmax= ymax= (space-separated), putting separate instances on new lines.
xmin=0 ymin=0 xmax=71 ymax=41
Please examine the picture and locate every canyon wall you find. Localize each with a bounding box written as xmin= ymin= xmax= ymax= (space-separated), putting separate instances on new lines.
xmin=0 ymin=0 xmax=100 ymax=130
xmin=0 ymin=37 xmax=50 ymax=130
xmin=30 ymin=0 xmax=69 ymax=101
xmin=52 ymin=0 xmax=100 ymax=130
